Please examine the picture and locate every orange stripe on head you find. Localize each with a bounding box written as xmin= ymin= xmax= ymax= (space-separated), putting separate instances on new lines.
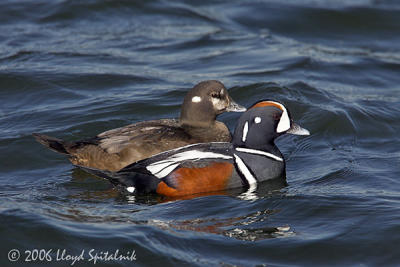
xmin=156 ymin=162 xmax=234 ymax=197
xmin=250 ymin=100 xmax=284 ymax=111
xmin=249 ymin=100 xmax=291 ymax=133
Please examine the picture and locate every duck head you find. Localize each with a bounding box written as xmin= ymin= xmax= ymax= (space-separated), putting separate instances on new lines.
xmin=180 ymin=80 xmax=246 ymax=127
xmin=232 ymin=100 xmax=309 ymax=151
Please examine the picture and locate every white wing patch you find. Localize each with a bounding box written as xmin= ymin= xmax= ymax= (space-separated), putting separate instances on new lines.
xmin=152 ymin=163 xmax=180 ymax=178
xmin=235 ymin=147 xmax=283 ymax=162
xmin=146 ymin=150 xmax=232 ymax=178
xmin=242 ymin=121 xmax=249 ymax=142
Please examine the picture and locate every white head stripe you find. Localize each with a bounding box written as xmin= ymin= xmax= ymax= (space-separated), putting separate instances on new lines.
xmin=234 ymin=154 xmax=257 ymax=190
xmin=254 ymin=117 xmax=261 ymax=124
xmin=192 ymin=96 xmax=202 ymax=103
xmin=242 ymin=121 xmax=249 ymax=142
xmin=277 ymin=109 xmax=290 ymax=133
xmin=235 ymin=147 xmax=283 ymax=162
xmin=267 ymin=101 xmax=290 ymax=133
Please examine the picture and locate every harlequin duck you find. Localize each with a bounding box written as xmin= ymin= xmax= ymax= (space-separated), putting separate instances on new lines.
xmin=77 ymin=100 xmax=310 ymax=196
xmin=33 ymin=80 xmax=246 ymax=171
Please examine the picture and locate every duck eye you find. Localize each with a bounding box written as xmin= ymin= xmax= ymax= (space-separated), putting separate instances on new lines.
xmin=211 ymin=92 xmax=221 ymax=99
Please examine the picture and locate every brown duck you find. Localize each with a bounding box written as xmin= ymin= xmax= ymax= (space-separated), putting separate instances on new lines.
xmin=33 ymin=80 xmax=246 ymax=171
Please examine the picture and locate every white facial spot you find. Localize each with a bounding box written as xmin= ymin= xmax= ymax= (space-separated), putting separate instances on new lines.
xmin=254 ymin=117 xmax=261 ymax=124
xmin=264 ymin=101 xmax=290 ymax=133
xmin=242 ymin=121 xmax=249 ymax=142
xmin=126 ymin=187 xmax=135 ymax=193
xmin=211 ymin=97 xmax=224 ymax=111
xmin=277 ymin=109 xmax=290 ymax=133
xmin=191 ymin=96 xmax=202 ymax=103
xmin=211 ymin=97 xmax=218 ymax=104
xmin=256 ymin=100 xmax=291 ymax=133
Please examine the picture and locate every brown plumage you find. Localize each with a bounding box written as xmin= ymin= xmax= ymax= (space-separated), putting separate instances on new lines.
xmin=33 ymin=80 xmax=245 ymax=171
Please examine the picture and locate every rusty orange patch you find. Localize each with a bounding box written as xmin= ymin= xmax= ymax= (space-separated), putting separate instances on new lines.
xmin=156 ymin=162 xmax=234 ymax=197
xmin=250 ymin=101 xmax=283 ymax=111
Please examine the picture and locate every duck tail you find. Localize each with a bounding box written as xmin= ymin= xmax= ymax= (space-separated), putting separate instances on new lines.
xmin=77 ymin=164 xmax=159 ymax=195
xmin=75 ymin=165 xmax=121 ymax=186
xmin=32 ymin=133 xmax=70 ymax=155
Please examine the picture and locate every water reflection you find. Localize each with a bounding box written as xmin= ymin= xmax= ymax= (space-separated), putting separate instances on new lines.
xmin=146 ymin=209 xmax=294 ymax=241
xmin=61 ymin=170 xmax=292 ymax=241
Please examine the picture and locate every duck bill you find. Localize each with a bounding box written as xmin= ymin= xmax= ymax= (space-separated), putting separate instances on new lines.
xmin=286 ymin=122 xmax=310 ymax=136
xmin=226 ymin=97 xmax=247 ymax=112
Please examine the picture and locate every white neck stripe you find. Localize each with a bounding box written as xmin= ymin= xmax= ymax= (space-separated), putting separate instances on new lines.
xmin=235 ymin=147 xmax=283 ymax=162
xmin=234 ymin=154 xmax=257 ymax=190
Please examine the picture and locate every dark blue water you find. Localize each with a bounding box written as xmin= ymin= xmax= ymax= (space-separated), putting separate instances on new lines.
xmin=1 ymin=0 xmax=400 ymax=266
